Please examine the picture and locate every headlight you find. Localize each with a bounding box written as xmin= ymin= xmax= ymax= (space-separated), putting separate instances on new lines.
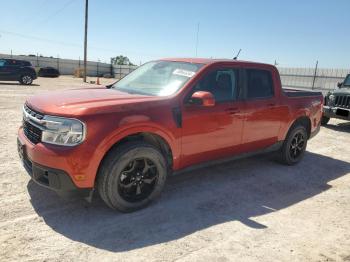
xmin=41 ymin=116 xmax=85 ymax=146
xmin=329 ymin=94 xmax=335 ymax=102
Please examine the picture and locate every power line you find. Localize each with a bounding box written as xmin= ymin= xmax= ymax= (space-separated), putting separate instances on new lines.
xmin=0 ymin=29 xmax=168 ymax=58
xmin=0 ymin=30 xmax=81 ymax=48
xmin=38 ymin=0 xmax=76 ymax=25
xmin=17 ymin=0 xmax=51 ymax=24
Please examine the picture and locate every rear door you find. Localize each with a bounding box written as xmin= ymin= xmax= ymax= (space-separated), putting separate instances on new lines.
xmin=240 ymin=68 xmax=286 ymax=150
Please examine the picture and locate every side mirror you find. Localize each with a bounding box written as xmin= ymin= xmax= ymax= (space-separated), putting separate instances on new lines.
xmin=337 ymin=82 xmax=343 ymax=88
xmin=189 ymin=91 xmax=215 ymax=107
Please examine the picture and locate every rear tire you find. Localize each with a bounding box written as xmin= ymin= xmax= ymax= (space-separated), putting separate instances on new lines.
xmin=97 ymin=142 xmax=168 ymax=212
xmin=321 ymin=116 xmax=330 ymax=126
xmin=19 ymin=75 xmax=33 ymax=85
xmin=280 ymin=125 xmax=308 ymax=165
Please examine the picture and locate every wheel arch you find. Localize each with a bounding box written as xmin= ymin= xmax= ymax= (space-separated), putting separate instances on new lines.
xmin=285 ymin=116 xmax=312 ymax=139
xmin=95 ymin=131 xmax=175 ymax=185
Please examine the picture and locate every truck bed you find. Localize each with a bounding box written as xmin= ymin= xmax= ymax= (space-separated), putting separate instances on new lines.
xmin=283 ymin=88 xmax=323 ymax=97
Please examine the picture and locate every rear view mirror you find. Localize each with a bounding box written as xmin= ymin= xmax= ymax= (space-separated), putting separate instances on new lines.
xmin=337 ymin=82 xmax=343 ymax=88
xmin=189 ymin=91 xmax=215 ymax=107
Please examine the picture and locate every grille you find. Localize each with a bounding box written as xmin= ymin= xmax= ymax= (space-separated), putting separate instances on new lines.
xmin=334 ymin=95 xmax=350 ymax=108
xmin=23 ymin=120 xmax=42 ymax=144
xmin=23 ymin=104 xmax=44 ymax=144
xmin=24 ymin=104 xmax=44 ymax=119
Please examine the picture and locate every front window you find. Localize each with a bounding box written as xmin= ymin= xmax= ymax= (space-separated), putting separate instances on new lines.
xmin=344 ymin=74 xmax=350 ymax=87
xmin=112 ymin=61 xmax=204 ymax=96
xmin=190 ymin=68 xmax=239 ymax=102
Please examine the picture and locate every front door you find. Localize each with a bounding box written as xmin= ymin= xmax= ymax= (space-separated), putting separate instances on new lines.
xmin=0 ymin=60 xmax=7 ymax=80
xmin=180 ymin=67 xmax=244 ymax=168
xmin=0 ymin=60 xmax=18 ymax=80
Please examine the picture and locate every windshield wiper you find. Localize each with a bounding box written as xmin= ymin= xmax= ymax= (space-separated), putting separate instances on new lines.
xmin=114 ymin=87 xmax=154 ymax=96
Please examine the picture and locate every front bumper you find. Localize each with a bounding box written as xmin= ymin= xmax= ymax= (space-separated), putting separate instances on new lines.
xmin=323 ymin=106 xmax=350 ymax=120
xmin=17 ymin=128 xmax=94 ymax=198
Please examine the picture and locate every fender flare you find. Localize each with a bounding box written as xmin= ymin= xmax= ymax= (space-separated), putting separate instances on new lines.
xmin=90 ymin=124 xmax=180 ymax=183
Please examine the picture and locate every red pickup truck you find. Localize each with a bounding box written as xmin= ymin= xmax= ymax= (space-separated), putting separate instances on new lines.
xmin=18 ymin=58 xmax=323 ymax=212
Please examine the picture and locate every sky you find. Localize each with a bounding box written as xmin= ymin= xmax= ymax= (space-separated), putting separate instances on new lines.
xmin=0 ymin=0 xmax=349 ymax=68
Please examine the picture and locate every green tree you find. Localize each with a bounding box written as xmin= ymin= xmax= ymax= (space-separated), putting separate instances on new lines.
xmin=111 ymin=55 xmax=134 ymax=66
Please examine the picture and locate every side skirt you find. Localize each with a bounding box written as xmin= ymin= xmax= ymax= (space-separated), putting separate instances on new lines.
xmin=172 ymin=141 xmax=284 ymax=176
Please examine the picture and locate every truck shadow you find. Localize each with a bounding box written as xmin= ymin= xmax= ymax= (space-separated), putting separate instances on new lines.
xmin=324 ymin=122 xmax=350 ymax=133
xmin=27 ymin=151 xmax=350 ymax=252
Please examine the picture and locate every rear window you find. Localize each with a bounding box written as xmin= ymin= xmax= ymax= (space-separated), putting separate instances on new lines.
xmin=4 ymin=60 xmax=32 ymax=66
xmin=20 ymin=61 xmax=32 ymax=66
xmin=246 ymin=69 xmax=274 ymax=99
xmin=5 ymin=60 xmax=16 ymax=66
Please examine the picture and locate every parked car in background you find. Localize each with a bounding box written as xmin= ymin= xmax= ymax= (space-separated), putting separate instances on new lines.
xmin=0 ymin=59 xmax=37 ymax=85
xmin=322 ymin=74 xmax=350 ymax=125
xmin=18 ymin=58 xmax=323 ymax=212
xmin=38 ymin=67 xmax=60 ymax=78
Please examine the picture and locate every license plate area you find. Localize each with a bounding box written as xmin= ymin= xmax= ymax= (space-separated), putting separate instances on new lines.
xmin=336 ymin=109 xmax=349 ymax=117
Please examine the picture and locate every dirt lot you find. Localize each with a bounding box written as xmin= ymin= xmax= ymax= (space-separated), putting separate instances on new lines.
xmin=0 ymin=76 xmax=349 ymax=262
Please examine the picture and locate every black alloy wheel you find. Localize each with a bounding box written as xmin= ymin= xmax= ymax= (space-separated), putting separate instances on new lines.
xmin=118 ymin=158 xmax=158 ymax=202
xmin=289 ymin=131 xmax=306 ymax=160
xmin=97 ymin=141 xmax=168 ymax=212
xmin=280 ymin=125 xmax=308 ymax=165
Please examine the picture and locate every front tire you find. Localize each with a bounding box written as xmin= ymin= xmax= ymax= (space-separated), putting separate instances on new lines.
xmin=280 ymin=125 xmax=308 ymax=165
xmin=19 ymin=75 xmax=33 ymax=85
xmin=97 ymin=142 xmax=168 ymax=212
xmin=321 ymin=116 xmax=330 ymax=126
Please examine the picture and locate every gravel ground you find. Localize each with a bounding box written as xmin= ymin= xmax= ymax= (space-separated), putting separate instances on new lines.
xmin=0 ymin=76 xmax=349 ymax=262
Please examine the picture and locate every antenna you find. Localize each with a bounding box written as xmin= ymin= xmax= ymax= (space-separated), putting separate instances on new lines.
xmin=233 ymin=49 xmax=241 ymax=60
xmin=195 ymin=23 xmax=200 ymax=57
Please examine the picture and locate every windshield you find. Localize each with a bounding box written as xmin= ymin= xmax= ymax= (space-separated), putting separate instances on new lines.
xmin=112 ymin=61 xmax=204 ymax=96
xmin=344 ymin=74 xmax=350 ymax=87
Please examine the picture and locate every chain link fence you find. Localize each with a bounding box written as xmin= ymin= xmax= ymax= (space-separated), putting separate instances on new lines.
xmin=4 ymin=52 xmax=347 ymax=90
xmin=0 ymin=53 xmax=111 ymax=76
xmin=112 ymin=64 xmax=138 ymax=79
xmin=277 ymin=67 xmax=349 ymax=91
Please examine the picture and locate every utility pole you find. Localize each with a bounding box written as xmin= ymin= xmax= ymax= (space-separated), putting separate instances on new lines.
xmin=311 ymin=60 xmax=318 ymax=90
xmin=83 ymin=0 xmax=88 ymax=82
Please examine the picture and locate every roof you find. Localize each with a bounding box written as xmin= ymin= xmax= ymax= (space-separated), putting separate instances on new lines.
xmin=160 ymin=57 xmax=273 ymax=67
xmin=1 ymin=58 xmax=28 ymax=62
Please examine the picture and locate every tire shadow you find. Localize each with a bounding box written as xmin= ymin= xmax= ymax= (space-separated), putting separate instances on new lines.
xmin=27 ymin=151 xmax=350 ymax=252
xmin=0 ymin=82 xmax=40 ymax=86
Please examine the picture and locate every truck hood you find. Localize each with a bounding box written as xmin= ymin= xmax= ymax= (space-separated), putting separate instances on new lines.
xmin=26 ymin=87 xmax=160 ymax=116
xmin=332 ymin=87 xmax=350 ymax=95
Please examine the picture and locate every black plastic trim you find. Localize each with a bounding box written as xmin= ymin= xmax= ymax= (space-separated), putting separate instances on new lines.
xmin=173 ymin=141 xmax=284 ymax=176
xmin=172 ymin=107 xmax=182 ymax=128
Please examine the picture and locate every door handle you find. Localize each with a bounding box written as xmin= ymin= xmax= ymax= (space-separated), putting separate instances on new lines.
xmin=267 ymin=103 xmax=276 ymax=107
